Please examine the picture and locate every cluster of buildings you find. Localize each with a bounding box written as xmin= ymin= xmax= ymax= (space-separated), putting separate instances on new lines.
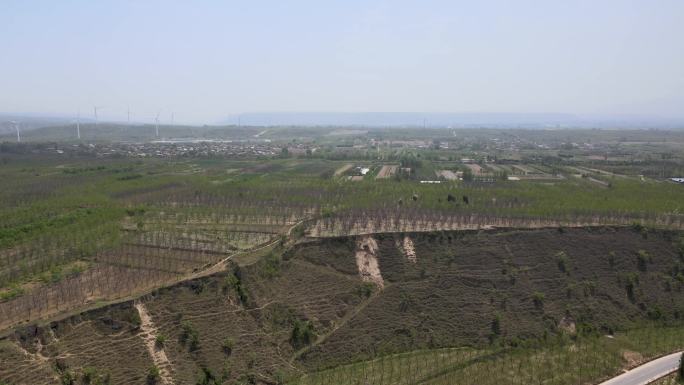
xmin=30 ymin=141 xmax=281 ymax=158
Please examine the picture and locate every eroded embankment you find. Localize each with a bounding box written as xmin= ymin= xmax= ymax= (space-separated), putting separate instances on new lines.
xmin=355 ymin=235 xmax=384 ymax=288
xmin=402 ymin=235 xmax=417 ymax=263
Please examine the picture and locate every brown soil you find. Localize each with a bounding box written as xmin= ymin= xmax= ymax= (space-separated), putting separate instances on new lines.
xmin=376 ymin=165 xmax=398 ymax=179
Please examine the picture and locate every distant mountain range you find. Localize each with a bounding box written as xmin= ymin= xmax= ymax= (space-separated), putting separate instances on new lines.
xmin=0 ymin=114 xmax=87 ymax=135
xmin=2 ymin=112 xmax=684 ymax=132
xmin=222 ymin=112 xmax=684 ymax=129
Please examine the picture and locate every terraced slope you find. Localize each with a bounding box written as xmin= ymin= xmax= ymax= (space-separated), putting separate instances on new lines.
xmin=299 ymin=227 xmax=684 ymax=369
xmin=0 ymin=227 xmax=682 ymax=385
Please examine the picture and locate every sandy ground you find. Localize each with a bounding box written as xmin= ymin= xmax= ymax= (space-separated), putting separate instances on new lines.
xmin=402 ymin=236 xmax=417 ymax=263
xmin=355 ymin=236 xmax=384 ymax=288
xmin=436 ymin=170 xmax=459 ymax=180
xmin=135 ymin=302 xmax=174 ymax=385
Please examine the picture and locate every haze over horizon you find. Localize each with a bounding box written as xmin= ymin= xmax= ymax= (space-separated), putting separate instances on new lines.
xmin=1 ymin=0 xmax=683 ymax=125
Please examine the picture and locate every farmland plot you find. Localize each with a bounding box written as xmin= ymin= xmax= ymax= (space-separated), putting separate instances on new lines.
xmin=435 ymin=170 xmax=459 ymax=180
xmin=376 ymin=165 xmax=398 ymax=179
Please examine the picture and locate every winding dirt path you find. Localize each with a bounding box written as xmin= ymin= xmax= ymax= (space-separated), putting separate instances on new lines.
xmin=135 ymin=302 xmax=174 ymax=385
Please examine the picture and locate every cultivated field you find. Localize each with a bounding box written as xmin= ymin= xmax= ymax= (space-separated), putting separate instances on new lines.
xmin=376 ymin=165 xmax=398 ymax=179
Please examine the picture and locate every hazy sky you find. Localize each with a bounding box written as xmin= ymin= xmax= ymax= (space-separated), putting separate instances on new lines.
xmin=1 ymin=0 xmax=683 ymax=124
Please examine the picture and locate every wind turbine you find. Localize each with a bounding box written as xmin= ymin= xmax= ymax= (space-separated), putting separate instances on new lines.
xmin=76 ymin=111 xmax=81 ymax=139
xmin=10 ymin=121 xmax=20 ymax=142
xmin=155 ymin=111 xmax=160 ymax=138
xmin=127 ymin=105 xmax=131 ymax=125
xmin=93 ymin=106 xmax=102 ymax=127
xmin=171 ymin=112 xmax=174 ymax=127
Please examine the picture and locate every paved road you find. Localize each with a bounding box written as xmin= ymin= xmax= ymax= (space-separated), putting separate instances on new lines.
xmin=599 ymin=352 xmax=681 ymax=385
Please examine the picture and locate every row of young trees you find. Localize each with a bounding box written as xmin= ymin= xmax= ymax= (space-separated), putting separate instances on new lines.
xmin=131 ymin=228 xmax=275 ymax=253
xmin=150 ymin=211 xmax=304 ymax=227
xmin=0 ymin=193 xmax=305 ymax=331
xmin=308 ymin=208 xmax=684 ymax=237
xmin=122 ymin=186 xmax=325 ymax=213
xmin=0 ymin=263 xmax=175 ymax=330
xmin=0 ymin=220 xmax=121 ymax=287
xmin=0 ymin=222 xmax=257 ymax=330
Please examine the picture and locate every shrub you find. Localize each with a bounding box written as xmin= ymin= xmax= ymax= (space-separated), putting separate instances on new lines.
xmin=274 ymin=370 xmax=286 ymax=385
xmin=290 ymin=319 xmax=315 ymax=349
xmin=555 ymin=251 xmax=568 ymax=274
xmin=647 ymin=305 xmax=663 ymax=320
xmin=221 ymin=363 xmax=232 ymax=381
xmin=532 ymin=292 xmax=545 ymax=308
xmin=155 ymin=334 xmax=166 ymax=348
xmin=82 ymin=367 xmax=97 ymax=384
xmin=146 ymin=366 xmax=160 ymax=385
xmin=222 ymin=337 xmax=234 ymax=355
xmin=625 ymin=272 xmax=639 ymax=302
xmin=399 ymin=291 xmax=413 ymax=312
xmin=583 ymin=280 xmax=596 ymax=297
xmin=631 ymin=222 xmax=645 ymax=232
xmin=608 ymin=251 xmax=616 ymax=267
xmin=224 ymin=270 xmax=248 ymax=304
xmin=60 ymin=371 xmax=76 ymax=385
xmin=128 ymin=311 xmax=142 ymax=329
xmin=637 ymin=250 xmax=651 ymax=271
xmin=356 ymin=282 xmax=374 ymax=298
xmin=180 ymin=321 xmax=200 ymax=351
xmin=190 ymin=280 xmax=206 ymax=294
xmin=491 ymin=314 xmax=502 ymax=336
xmin=260 ymin=253 xmax=282 ymax=279
xmin=196 ymin=367 xmax=219 ymax=385
xmin=0 ymin=285 xmax=23 ymax=301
